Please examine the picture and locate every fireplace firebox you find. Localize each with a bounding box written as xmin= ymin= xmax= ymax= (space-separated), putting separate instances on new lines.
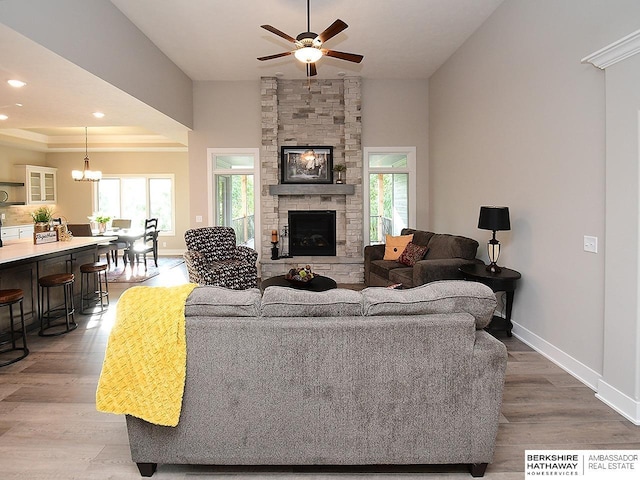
xmin=288 ymin=210 xmax=336 ymax=256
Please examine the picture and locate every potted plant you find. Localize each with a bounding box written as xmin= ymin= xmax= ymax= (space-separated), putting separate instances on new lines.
xmin=93 ymin=214 xmax=112 ymax=233
xmin=31 ymin=206 xmax=54 ymax=232
xmin=333 ymin=164 xmax=347 ymax=184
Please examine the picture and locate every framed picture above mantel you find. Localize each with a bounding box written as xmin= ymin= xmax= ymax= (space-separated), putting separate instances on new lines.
xmin=281 ymin=146 xmax=333 ymax=184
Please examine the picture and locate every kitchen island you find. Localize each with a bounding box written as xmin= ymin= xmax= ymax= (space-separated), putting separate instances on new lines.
xmin=0 ymin=236 xmax=117 ymax=336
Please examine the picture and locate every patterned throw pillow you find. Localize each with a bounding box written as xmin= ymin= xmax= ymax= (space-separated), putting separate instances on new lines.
xmin=383 ymin=234 xmax=414 ymax=261
xmin=398 ymin=242 xmax=429 ymax=266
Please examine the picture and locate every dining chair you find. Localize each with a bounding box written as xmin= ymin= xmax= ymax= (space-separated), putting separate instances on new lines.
xmin=124 ymin=218 xmax=158 ymax=269
xmin=66 ymin=223 xmax=117 ymax=268
xmin=108 ymin=219 xmax=132 ymax=266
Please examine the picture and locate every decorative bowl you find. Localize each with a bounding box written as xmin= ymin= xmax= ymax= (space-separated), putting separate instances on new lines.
xmin=285 ymin=275 xmax=315 ymax=287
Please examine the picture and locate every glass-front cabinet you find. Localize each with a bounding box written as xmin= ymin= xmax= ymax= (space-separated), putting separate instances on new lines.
xmin=15 ymin=165 xmax=57 ymax=205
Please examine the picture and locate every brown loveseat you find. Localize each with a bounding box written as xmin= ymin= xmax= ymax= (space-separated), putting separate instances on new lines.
xmin=364 ymin=228 xmax=482 ymax=287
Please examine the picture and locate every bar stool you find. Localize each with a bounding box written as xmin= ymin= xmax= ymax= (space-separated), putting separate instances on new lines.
xmin=0 ymin=289 xmax=29 ymax=367
xmin=39 ymin=273 xmax=77 ymax=336
xmin=80 ymin=262 xmax=109 ymax=314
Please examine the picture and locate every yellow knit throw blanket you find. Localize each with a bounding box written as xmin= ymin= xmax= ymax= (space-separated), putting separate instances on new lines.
xmin=96 ymin=283 xmax=197 ymax=427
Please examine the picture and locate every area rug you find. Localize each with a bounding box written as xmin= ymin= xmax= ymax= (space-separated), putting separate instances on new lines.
xmin=107 ymin=257 xmax=185 ymax=284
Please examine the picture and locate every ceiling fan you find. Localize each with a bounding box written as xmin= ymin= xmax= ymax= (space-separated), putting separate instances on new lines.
xmin=257 ymin=0 xmax=363 ymax=77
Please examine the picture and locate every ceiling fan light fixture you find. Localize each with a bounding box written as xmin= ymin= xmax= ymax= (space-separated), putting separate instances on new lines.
xmin=294 ymin=46 xmax=323 ymax=64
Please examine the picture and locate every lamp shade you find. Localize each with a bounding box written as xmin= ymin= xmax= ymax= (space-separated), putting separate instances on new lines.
xmin=478 ymin=206 xmax=510 ymax=231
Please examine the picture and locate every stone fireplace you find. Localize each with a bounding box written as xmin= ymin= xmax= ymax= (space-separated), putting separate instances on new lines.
xmin=260 ymin=76 xmax=364 ymax=283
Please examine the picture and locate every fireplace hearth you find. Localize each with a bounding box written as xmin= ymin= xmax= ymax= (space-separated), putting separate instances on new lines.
xmin=289 ymin=210 xmax=336 ymax=257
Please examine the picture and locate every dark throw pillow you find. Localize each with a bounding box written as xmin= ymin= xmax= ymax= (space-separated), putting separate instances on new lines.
xmin=398 ymin=242 xmax=429 ymax=266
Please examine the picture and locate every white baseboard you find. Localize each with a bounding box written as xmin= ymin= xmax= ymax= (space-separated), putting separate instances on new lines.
xmin=596 ymin=380 xmax=640 ymax=425
xmin=511 ymin=321 xmax=601 ymax=390
xmin=511 ymin=321 xmax=640 ymax=425
xmin=157 ymin=250 xmax=185 ymax=257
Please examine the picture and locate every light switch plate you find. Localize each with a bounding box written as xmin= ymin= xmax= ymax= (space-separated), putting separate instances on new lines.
xmin=584 ymin=235 xmax=598 ymax=253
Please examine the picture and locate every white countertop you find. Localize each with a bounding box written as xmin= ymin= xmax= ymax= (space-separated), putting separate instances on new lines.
xmin=0 ymin=236 xmax=117 ymax=265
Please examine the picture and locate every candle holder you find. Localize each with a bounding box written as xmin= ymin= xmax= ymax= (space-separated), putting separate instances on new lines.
xmin=271 ymin=241 xmax=279 ymax=260
xmin=279 ymin=224 xmax=291 ymax=258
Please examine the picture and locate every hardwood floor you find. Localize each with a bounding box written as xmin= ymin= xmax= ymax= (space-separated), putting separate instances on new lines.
xmin=1 ymin=263 xmax=639 ymax=479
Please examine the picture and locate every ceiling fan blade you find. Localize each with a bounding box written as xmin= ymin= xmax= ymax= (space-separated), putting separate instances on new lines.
xmin=257 ymin=51 xmax=293 ymax=61
xmin=260 ymin=24 xmax=297 ymax=44
xmin=308 ymin=62 xmax=318 ymax=77
xmin=322 ymin=49 xmax=364 ymax=63
xmin=317 ymin=19 xmax=348 ymax=43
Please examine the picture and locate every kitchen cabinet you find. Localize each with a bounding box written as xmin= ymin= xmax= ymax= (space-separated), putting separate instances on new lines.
xmin=1 ymin=225 xmax=34 ymax=242
xmin=14 ymin=165 xmax=57 ymax=205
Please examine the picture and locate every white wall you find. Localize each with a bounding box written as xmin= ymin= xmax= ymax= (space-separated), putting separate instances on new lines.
xmin=429 ymin=0 xmax=640 ymax=397
xmin=188 ymin=81 xmax=262 ymax=229
xmin=362 ymin=79 xmax=429 ymax=228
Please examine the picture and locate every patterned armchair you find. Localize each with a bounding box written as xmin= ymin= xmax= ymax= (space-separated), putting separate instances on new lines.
xmin=184 ymin=227 xmax=258 ymax=290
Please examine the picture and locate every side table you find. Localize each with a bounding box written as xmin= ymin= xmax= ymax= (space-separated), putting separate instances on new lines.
xmin=458 ymin=263 xmax=521 ymax=337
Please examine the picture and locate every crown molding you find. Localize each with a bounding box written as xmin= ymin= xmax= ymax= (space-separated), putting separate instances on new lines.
xmin=582 ymin=29 xmax=640 ymax=69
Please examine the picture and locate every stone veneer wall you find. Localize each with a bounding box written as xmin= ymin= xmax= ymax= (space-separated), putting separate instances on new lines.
xmin=260 ymin=76 xmax=364 ymax=283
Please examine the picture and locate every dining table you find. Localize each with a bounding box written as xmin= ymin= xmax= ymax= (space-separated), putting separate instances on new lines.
xmin=100 ymin=229 xmax=146 ymax=265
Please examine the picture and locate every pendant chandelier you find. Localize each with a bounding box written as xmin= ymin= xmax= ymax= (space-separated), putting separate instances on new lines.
xmin=72 ymin=127 xmax=102 ymax=182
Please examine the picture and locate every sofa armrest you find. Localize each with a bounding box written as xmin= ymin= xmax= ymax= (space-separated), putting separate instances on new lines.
xmin=364 ymin=244 xmax=386 ymax=284
xmin=471 ymin=330 xmax=508 ymax=460
xmin=235 ymin=245 xmax=258 ymax=264
xmin=413 ymin=258 xmax=483 ymax=285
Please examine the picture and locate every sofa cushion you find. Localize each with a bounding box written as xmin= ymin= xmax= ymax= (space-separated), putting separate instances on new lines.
xmin=388 ymin=267 xmax=415 ymax=288
xmin=425 ymin=233 xmax=479 ymax=260
xmin=398 ymin=242 xmax=429 ymax=266
xmin=369 ymin=259 xmax=404 ymax=280
xmin=361 ymin=280 xmax=497 ymax=328
xmin=261 ymin=286 xmax=363 ymax=317
xmin=383 ymin=234 xmax=413 ymax=261
xmin=185 ymin=286 xmax=262 ymax=317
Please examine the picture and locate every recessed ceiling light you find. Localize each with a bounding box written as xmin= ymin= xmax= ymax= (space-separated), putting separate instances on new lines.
xmin=7 ymin=79 xmax=26 ymax=88
xmin=0 ymin=114 xmax=8 ymax=120
xmin=92 ymin=111 xmax=105 ymax=118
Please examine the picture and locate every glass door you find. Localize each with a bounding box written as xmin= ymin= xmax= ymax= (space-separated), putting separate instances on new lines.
xmin=209 ymin=149 xmax=260 ymax=250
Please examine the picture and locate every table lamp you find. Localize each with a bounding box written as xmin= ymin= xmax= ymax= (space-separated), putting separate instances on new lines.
xmin=478 ymin=206 xmax=511 ymax=273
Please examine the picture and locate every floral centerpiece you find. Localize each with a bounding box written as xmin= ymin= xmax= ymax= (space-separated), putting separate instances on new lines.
xmin=89 ymin=214 xmax=112 ymax=233
xmin=31 ymin=206 xmax=54 ymax=232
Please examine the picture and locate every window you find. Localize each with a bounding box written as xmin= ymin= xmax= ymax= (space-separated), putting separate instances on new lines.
xmin=208 ymin=148 xmax=260 ymax=250
xmin=363 ymin=147 xmax=416 ymax=245
xmin=95 ymin=175 xmax=175 ymax=235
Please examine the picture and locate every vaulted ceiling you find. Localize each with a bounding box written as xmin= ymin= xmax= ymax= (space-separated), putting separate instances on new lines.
xmin=0 ymin=0 xmax=503 ymax=152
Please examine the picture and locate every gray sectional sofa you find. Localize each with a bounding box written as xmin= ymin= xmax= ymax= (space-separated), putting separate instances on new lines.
xmin=364 ymin=228 xmax=483 ymax=287
xmin=125 ymin=281 xmax=507 ymax=477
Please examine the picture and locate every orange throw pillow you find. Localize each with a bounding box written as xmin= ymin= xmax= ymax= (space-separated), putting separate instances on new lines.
xmin=383 ymin=234 xmax=414 ymax=261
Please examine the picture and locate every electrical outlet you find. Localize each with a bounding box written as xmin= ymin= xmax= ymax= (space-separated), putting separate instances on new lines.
xmin=195 ymin=215 xmax=203 ymax=223
xmin=1 ymin=213 xmax=5 ymax=220
xmin=162 ymin=242 xmax=167 ymax=248
xmin=584 ymin=235 xmax=598 ymax=253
